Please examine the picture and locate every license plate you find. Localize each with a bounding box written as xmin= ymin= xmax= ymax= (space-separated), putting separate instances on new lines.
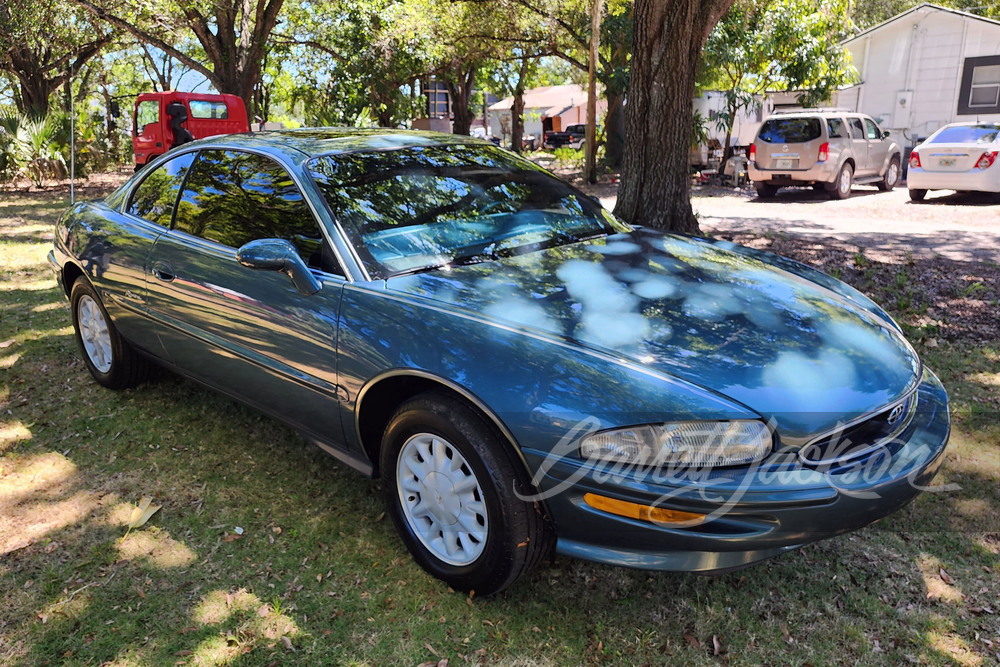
xmin=939 ymin=158 xmax=956 ymax=167
xmin=776 ymin=159 xmax=794 ymax=169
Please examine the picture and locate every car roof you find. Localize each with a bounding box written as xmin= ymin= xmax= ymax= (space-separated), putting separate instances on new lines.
xmin=767 ymin=109 xmax=866 ymax=118
xmin=179 ymin=128 xmax=487 ymax=163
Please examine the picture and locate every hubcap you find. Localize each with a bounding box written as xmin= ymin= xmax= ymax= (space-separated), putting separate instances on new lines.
xmin=78 ymin=295 xmax=112 ymax=373
xmin=396 ymin=433 xmax=488 ymax=566
xmin=840 ymin=168 xmax=851 ymax=194
xmin=888 ymin=163 xmax=899 ymax=185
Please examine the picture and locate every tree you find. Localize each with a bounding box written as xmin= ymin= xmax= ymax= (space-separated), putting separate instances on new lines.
xmin=613 ymin=0 xmax=735 ymax=234
xmin=68 ymin=0 xmax=284 ymax=115
xmin=0 ymin=0 xmax=112 ymax=117
xmin=276 ymin=0 xmax=432 ymax=127
xmin=702 ymin=0 xmax=853 ymax=165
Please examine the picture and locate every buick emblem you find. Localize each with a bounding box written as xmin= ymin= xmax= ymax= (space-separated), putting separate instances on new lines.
xmin=886 ymin=403 xmax=905 ymax=427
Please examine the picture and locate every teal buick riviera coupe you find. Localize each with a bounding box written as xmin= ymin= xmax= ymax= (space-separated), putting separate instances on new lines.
xmin=50 ymin=129 xmax=950 ymax=594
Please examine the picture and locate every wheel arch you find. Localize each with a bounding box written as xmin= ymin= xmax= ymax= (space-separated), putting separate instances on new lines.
xmin=355 ymin=369 xmax=535 ymax=483
xmin=61 ymin=262 xmax=86 ymax=297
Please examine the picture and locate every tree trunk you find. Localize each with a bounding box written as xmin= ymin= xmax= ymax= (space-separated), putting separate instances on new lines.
xmin=510 ymin=59 xmax=528 ymax=153
xmin=614 ymin=0 xmax=734 ymax=234
xmin=604 ymin=93 xmax=625 ymax=168
xmin=445 ymin=66 xmax=477 ymax=136
xmin=17 ymin=75 xmax=55 ymax=118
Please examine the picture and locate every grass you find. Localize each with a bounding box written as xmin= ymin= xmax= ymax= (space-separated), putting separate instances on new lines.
xmin=1 ymin=181 xmax=998 ymax=666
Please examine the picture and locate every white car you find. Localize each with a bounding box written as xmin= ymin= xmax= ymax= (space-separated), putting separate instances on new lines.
xmin=907 ymin=123 xmax=1000 ymax=201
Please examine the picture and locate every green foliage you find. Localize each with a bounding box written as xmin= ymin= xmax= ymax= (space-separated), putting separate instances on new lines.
xmin=701 ymin=0 xmax=854 ymax=158
xmin=850 ymin=0 xmax=1000 ymax=29
xmin=0 ymin=111 xmax=69 ymax=186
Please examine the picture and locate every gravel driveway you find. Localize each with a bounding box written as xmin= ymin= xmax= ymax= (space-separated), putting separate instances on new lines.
xmin=690 ymin=185 xmax=1000 ymax=265
xmin=598 ymin=184 xmax=999 ymax=264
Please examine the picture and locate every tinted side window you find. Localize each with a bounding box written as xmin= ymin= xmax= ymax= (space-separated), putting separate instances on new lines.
xmin=174 ymin=150 xmax=338 ymax=272
xmin=865 ymin=119 xmax=881 ymax=140
xmin=758 ymin=118 xmax=822 ymax=143
xmin=827 ymin=118 xmax=847 ymax=138
xmin=126 ymin=152 xmax=196 ymax=226
xmin=849 ymin=118 xmax=866 ymax=139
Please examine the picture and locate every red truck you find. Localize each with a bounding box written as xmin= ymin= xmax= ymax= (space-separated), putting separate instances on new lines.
xmin=132 ymin=91 xmax=249 ymax=169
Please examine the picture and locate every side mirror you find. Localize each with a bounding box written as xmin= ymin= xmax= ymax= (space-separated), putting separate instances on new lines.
xmin=236 ymin=238 xmax=321 ymax=295
xmin=883 ymin=130 xmax=891 ymax=139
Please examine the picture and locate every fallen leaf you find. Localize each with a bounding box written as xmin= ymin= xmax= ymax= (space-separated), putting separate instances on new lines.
xmin=424 ymin=643 xmax=440 ymax=657
xmin=127 ymin=498 xmax=161 ymax=530
xmin=280 ymin=636 xmax=294 ymax=652
xmin=939 ymin=567 xmax=954 ymax=585
xmin=713 ymin=635 xmax=723 ymax=656
xmin=683 ymin=633 xmax=700 ymax=649
xmin=0 ymin=339 xmax=15 ymax=349
xmin=175 ymin=650 xmax=192 ymax=656
xmin=222 ymin=533 xmax=242 ymax=542
xmin=437 ymin=660 xmax=449 ymax=667
xmin=257 ymin=604 xmax=270 ymax=617
xmin=781 ymin=624 xmax=794 ymax=644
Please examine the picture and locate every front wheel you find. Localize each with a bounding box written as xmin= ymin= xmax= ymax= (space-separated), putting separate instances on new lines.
xmin=877 ymin=156 xmax=901 ymax=191
xmin=70 ymin=277 xmax=150 ymax=389
xmin=380 ymin=392 xmax=553 ymax=595
xmin=909 ymin=188 xmax=927 ymax=202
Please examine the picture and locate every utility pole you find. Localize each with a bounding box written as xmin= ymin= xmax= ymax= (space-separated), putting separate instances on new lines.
xmin=584 ymin=0 xmax=603 ymax=184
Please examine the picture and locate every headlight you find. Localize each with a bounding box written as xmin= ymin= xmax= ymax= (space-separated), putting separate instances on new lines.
xmin=579 ymin=421 xmax=772 ymax=468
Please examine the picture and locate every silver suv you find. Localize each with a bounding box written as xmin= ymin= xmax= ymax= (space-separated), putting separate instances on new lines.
xmin=748 ymin=110 xmax=902 ymax=199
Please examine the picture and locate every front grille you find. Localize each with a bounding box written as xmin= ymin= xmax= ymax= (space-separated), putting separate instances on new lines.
xmin=798 ymin=391 xmax=917 ymax=466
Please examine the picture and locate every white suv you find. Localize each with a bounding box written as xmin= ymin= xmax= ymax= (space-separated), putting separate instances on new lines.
xmin=748 ymin=110 xmax=902 ymax=199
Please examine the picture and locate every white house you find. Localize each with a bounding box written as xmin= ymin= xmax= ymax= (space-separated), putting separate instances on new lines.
xmin=837 ymin=4 xmax=1000 ymax=142
xmin=488 ymin=85 xmax=606 ymax=146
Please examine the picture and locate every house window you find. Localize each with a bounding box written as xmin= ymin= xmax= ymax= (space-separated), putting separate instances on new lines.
xmin=970 ymin=65 xmax=1000 ymax=107
xmin=424 ymin=80 xmax=450 ymax=118
xmin=958 ymin=55 xmax=1000 ymax=115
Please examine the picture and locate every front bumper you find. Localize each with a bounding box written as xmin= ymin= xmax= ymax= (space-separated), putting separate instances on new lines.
xmin=529 ymin=368 xmax=950 ymax=573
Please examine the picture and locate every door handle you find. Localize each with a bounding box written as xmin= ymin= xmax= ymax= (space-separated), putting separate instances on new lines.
xmin=151 ymin=262 xmax=175 ymax=282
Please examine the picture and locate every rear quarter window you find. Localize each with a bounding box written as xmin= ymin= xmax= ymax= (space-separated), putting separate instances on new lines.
xmin=757 ymin=118 xmax=822 ymax=143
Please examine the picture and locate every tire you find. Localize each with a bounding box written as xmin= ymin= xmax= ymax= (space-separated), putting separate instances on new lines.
xmin=755 ymin=183 xmax=778 ymax=199
xmin=877 ymin=156 xmax=900 ymax=191
xmin=380 ymin=391 xmax=554 ymax=595
xmin=909 ymin=188 xmax=927 ymax=202
xmin=830 ymin=162 xmax=853 ymax=200
xmin=70 ymin=277 xmax=150 ymax=389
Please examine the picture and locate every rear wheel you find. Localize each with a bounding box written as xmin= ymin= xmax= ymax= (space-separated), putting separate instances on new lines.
xmin=70 ymin=277 xmax=150 ymax=389
xmin=909 ymin=188 xmax=927 ymax=202
xmin=755 ymin=183 xmax=778 ymax=199
xmin=830 ymin=163 xmax=854 ymax=200
xmin=877 ymin=156 xmax=900 ymax=191
xmin=380 ymin=392 xmax=553 ymax=595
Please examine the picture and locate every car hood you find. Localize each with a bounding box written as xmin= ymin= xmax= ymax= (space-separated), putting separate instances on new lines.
xmin=385 ymin=228 xmax=921 ymax=446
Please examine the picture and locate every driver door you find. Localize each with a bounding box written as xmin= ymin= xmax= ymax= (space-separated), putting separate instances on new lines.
xmin=145 ymin=149 xmax=349 ymax=445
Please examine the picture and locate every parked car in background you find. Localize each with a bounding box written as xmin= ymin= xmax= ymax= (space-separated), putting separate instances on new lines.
xmin=543 ymin=123 xmax=586 ymax=150
xmin=749 ymin=110 xmax=902 ymax=200
xmin=50 ymin=129 xmax=949 ymax=595
xmin=907 ymin=122 xmax=1000 ymax=201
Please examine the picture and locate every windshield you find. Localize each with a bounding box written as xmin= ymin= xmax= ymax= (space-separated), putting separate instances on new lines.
xmin=930 ymin=125 xmax=1000 ymax=145
xmin=758 ymin=117 xmax=823 ymax=144
xmin=308 ymin=144 xmax=627 ymax=278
